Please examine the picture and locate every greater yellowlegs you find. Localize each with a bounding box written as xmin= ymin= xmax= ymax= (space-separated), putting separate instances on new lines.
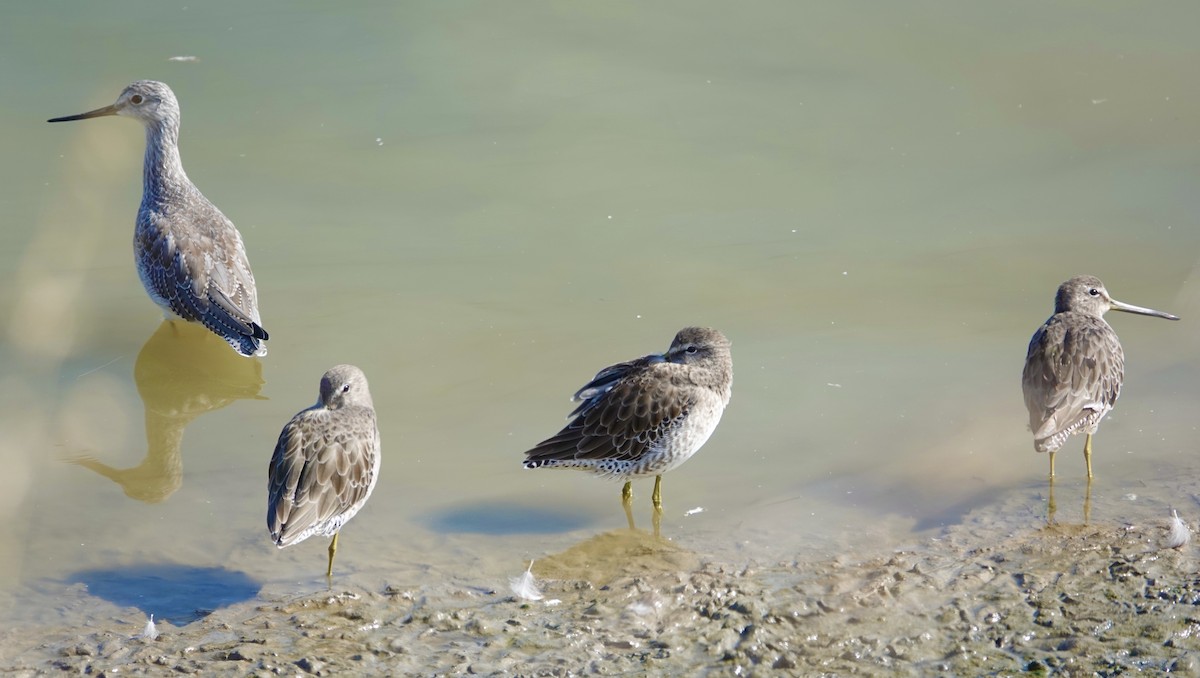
xmin=268 ymin=365 xmax=380 ymax=578
xmin=1022 ymin=275 xmax=1178 ymax=478
xmin=523 ymin=327 xmax=733 ymax=526
xmin=48 ymin=80 xmax=268 ymax=357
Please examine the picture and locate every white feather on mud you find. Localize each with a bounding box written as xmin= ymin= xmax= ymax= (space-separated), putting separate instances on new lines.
xmin=140 ymin=614 xmax=159 ymax=641
xmin=1166 ymin=509 xmax=1190 ymax=550
xmin=509 ymin=561 xmax=543 ymax=601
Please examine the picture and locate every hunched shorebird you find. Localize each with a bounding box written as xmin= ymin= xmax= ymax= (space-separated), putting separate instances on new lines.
xmin=523 ymin=327 xmax=732 ymax=528
xmin=268 ymin=365 xmax=381 ymax=578
xmin=49 ymin=80 xmax=268 ymax=357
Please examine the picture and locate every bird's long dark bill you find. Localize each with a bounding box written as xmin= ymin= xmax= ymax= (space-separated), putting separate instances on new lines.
xmin=47 ymin=104 xmax=118 ymax=123
xmin=1110 ymin=299 xmax=1180 ymax=321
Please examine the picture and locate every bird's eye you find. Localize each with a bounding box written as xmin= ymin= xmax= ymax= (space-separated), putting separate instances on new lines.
xmin=341 ymin=384 xmax=351 ymax=393
xmin=130 ymin=94 xmax=144 ymax=105
xmin=685 ymin=345 xmax=699 ymax=354
xmin=1088 ymin=288 xmax=1100 ymax=296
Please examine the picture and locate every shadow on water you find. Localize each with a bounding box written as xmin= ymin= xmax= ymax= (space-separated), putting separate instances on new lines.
xmin=69 ymin=321 xmax=265 ymax=503
xmin=795 ymin=471 xmax=1014 ymax=532
xmin=423 ymin=501 xmax=595 ymax=535
xmin=68 ymin=563 xmax=260 ymax=625
xmin=909 ymin=486 xmax=1012 ymax=532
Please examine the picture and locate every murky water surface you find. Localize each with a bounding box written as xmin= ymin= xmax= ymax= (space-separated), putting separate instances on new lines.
xmin=2 ymin=0 xmax=1199 ymax=661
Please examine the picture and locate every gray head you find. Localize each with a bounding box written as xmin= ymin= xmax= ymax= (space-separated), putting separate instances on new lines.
xmin=1053 ymin=275 xmax=1179 ymax=321
xmin=318 ymin=364 xmax=374 ymax=410
xmin=48 ymin=80 xmax=180 ymax=127
xmin=664 ymin=327 xmax=732 ymax=367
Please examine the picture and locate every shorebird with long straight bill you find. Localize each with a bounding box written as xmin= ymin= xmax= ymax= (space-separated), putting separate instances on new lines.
xmin=524 ymin=327 xmax=732 ymax=529
xmin=49 ymin=80 xmax=268 ymax=357
xmin=1022 ymin=276 xmax=1178 ymax=479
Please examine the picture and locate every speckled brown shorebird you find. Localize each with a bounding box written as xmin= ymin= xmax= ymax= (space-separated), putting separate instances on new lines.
xmin=523 ymin=327 xmax=733 ymax=525
xmin=48 ymin=80 xmax=268 ymax=357
xmin=268 ymin=365 xmax=380 ymax=578
xmin=1022 ymin=276 xmax=1178 ymax=479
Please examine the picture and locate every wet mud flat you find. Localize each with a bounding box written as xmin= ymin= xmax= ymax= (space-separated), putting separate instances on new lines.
xmin=3 ymin=490 xmax=1200 ymax=677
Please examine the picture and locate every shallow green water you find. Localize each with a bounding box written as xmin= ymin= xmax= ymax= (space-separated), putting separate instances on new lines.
xmin=2 ymin=0 xmax=1198 ymax=629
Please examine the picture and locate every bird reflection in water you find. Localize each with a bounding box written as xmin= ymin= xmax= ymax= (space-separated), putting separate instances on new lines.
xmin=535 ymin=528 xmax=699 ymax=588
xmin=1045 ymin=479 xmax=1092 ymax=527
xmin=70 ymin=320 xmax=264 ymax=502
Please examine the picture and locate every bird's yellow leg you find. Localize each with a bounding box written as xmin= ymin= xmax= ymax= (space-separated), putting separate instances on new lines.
xmin=622 ymin=481 xmax=635 ymax=530
xmin=1047 ymin=475 xmax=1057 ymax=525
xmin=1048 ymin=450 xmax=1056 ymax=479
xmin=1083 ymin=476 xmax=1093 ymax=524
xmin=326 ymin=532 xmax=339 ymax=579
xmin=651 ymin=475 xmax=665 ymax=536
xmin=1083 ymin=434 xmax=1094 ymax=479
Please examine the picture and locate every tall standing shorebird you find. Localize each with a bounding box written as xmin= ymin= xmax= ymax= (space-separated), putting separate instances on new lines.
xmin=48 ymin=80 xmax=268 ymax=357
xmin=1022 ymin=276 xmax=1178 ymax=479
xmin=523 ymin=327 xmax=733 ymax=527
xmin=268 ymin=365 xmax=381 ymax=578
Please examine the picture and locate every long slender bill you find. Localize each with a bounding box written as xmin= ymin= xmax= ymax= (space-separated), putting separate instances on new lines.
xmin=48 ymin=104 xmax=119 ymax=123
xmin=1110 ymin=298 xmax=1180 ymax=321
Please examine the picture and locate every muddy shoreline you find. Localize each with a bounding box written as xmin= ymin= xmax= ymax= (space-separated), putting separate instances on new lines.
xmin=3 ymin=482 xmax=1200 ymax=677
